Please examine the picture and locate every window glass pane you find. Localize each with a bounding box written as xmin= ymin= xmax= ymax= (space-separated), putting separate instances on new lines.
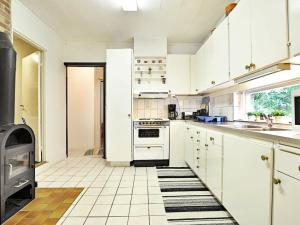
xmin=247 ymin=84 xmax=300 ymax=122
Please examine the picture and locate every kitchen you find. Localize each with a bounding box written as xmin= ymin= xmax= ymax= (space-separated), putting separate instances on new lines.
xmin=0 ymin=0 xmax=300 ymax=225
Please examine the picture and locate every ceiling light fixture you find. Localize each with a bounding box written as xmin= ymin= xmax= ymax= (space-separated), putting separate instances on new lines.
xmin=122 ymin=0 xmax=138 ymax=11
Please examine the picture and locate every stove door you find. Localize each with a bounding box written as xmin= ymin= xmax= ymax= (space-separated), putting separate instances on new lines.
xmin=134 ymin=127 xmax=166 ymax=145
xmin=134 ymin=146 xmax=164 ymax=160
xmin=4 ymin=150 xmax=31 ymax=184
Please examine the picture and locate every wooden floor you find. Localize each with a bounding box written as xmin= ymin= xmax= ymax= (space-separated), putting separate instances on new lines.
xmin=3 ymin=188 xmax=83 ymax=225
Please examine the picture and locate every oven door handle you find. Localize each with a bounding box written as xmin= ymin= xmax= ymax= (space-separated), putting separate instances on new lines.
xmin=14 ymin=179 xmax=29 ymax=188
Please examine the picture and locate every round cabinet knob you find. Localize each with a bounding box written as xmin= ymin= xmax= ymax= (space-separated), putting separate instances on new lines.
xmin=190 ymin=136 xmax=193 ymax=139
xmin=273 ymin=178 xmax=281 ymax=185
xmin=210 ymin=137 xmax=214 ymax=141
xmin=196 ymin=166 xmax=199 ymax=168
xmin=197 ymin=140 xmax=200 ymax=143
xmin=197 ymin=157 xmax=199 ymax=159
xmin=205 ymin=144 xmax=208 ymax=147
xmin=197 ymin=148 xmax=200 ymax=151
xmin=261 ymin=155 xmax=269 ymax=161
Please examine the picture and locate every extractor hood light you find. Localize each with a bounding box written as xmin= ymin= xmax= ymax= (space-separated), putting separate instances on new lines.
xmin=122 ymin=0 xmax=138 ymax=11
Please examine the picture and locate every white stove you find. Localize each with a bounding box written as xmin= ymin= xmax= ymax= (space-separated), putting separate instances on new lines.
xmin=133 ymin=118 xmax=170 ymax=166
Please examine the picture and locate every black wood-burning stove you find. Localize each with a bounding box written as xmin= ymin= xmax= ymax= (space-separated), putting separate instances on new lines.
xmin=0 ymin=32 xmax=36 ymax=223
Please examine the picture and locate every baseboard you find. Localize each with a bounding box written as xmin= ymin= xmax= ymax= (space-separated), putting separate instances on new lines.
xmin=108 ymin=161 xmax=131 ymax=167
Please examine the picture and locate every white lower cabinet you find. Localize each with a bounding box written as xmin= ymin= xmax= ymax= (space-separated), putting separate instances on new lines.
xmin=272 ymin=171 xmax=300 ymax=225
xmin=223 ymin=134 xmax=273 ymax=225
xmin=273 ymin=146 xmax=300 ymax=225
xmin=184 ymin=125 xmax=194 ymax=168
xmin=206 ymin=130 xmax=223 ymax=201
xmin=170 ymin=121 xmax=186 ymax=167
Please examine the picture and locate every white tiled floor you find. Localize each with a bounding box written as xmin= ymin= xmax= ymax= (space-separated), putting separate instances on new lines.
xmin=36 ymin=156 xmax=168 ymax=225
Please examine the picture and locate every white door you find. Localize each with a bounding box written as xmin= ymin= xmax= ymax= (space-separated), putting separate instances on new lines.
xmin=272 ymin=171 xmax=300 ymax=225
xmin=251 ymin=0 xmax=288 ymax=70
xmin=21 ymin=52 xmax=41 ymax=162
xmin=211 ymin=17 xmax=230 ymax=86
xmin=106 ymin=49 xmax=132 ymax=163
xmin=223 ymin=135 xmax=273 ymax=225
xmin=289 ymin=0 xmax=300 ymax=57
xmin=229 ymin=0 xmax=252 ymax=79
xmin=167 ymin=54 xmax=191 ymax=95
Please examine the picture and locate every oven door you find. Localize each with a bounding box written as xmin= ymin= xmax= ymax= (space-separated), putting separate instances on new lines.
xmin=134 ymin=126 xmax=165 ymax=145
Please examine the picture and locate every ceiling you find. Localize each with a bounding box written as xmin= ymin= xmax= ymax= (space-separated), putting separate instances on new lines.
xmin=20 ymin=0 xmax=235 ymax=43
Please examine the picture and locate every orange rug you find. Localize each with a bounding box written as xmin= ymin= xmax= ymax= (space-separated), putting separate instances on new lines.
xmin=3 ymin=188 xmax=83 ymax=225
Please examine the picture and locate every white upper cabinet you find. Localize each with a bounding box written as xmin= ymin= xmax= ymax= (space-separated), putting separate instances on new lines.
xmin=210 ymin=17 xmax=230 ymax=86
xmin=229 ymin=0 xmax=288 ymax=79
xmin=251 ymin=0 xmax=288 ymax=70
xmin=289 ymin=0 xmax=300 ymax=57
xmin=190 ymin=55 xmax=198 ymax=94
xmin=229 ymin=0 xmax=252 ymax=79
xmin=167 ymin=54 xmax=191 ymax=95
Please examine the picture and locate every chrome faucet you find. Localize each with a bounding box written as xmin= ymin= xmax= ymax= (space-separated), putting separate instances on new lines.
xmin=261 ymin=113 xmax=273 ymax=128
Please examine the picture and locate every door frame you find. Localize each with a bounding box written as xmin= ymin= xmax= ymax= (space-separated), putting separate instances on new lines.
xmin=64 ymin=62 xmax=107 ymax=158
xmin=13 ymin=31 xmax=46 ymax=163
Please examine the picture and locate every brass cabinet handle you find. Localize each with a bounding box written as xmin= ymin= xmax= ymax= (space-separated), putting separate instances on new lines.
xmin=128 ymin=114 xmax=131 ymax=118
xmin=187 ymin=127 xmax=189 ymax=130
xmin=273 ymin=178 xmax=281 ymax=185
xmin=197 ymin=140 xmax=200 ymax=143
xmin=205 ymin=144 xmax=208 ymax=147
xmin=197 ymin=148 xmax=200 ymax=151
xmin=245 ymin=64 xmax=251 ymax=71
xmin=211 ymin=80 xmax=216 ymax=85
xmin=298 ymin=165 xmax=300 ymax=172
xmin=197 ymin=131 xmax=200 ymax=134
xmin=261 ymin=155 xmax=269 ymax=161
xmin=250 ymin=63 xmax=256 ymax=70
xmin=210 ymin=137 xmax=214 ymax=141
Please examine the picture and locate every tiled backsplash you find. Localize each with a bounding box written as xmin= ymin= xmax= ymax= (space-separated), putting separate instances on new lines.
xmin=133 ymin=96 xmax=203 ymax=119
xmin=210 ymin=93 xmax=237 ymax=121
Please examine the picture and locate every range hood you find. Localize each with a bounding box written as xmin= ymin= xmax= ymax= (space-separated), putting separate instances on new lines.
xmin=133 ymin=92 xmax=169 ymax=99
xmin=234 ymin=63 xmax=291 ymax=84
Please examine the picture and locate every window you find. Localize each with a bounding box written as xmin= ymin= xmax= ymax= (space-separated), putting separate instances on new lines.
xmin=245 ymin=84 xmax=300 ymax=123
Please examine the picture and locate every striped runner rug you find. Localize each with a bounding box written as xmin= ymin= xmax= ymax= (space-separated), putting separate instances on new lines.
xmin=157 ymin=167 xmax=238 ymax=225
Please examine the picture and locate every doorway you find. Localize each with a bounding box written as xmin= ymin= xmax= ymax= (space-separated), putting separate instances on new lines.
xmin=65 ymin=63 xmax=106 ymax=158
xmin=13 ymin=33 xmax=44 ymax=164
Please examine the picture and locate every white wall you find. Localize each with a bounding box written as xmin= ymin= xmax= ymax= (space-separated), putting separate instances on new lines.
xmin=68 ymin=67 xmax=95 ymax=152
xmin=64 ymin=41 xmax=200 ymax=63
xmin=64 ymin=41 xmax=133 ymax=62
xmin=12 ymin=0 xmax=66 ymax=163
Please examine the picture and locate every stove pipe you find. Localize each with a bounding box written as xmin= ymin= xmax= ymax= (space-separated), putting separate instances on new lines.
xmin=0 ymin=32 xmax=16 ymax=127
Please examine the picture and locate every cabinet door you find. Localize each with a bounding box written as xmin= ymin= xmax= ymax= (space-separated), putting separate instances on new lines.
xmin=251 ymin=0 xmax=288 ymax=70
xmin=206 ymin=143 xmax=223 ymax=201
xmin=273 ymin=171 xmax=300 ymax=225
xmin=170 ymin=121 xmax=185 ymax=167
xmin=289 ymin=0 xmax=300 ymax=57
xmin=229 ymin=0 xmax=252 ymax=79
xmin=106 ymin=49 xmax=132 ymax=162
xmin=167 ymin=54 xmax=191 ymax=95
xmin=223 ymin=135 xmax=273 ymax=225
xmin=190 ymin=55 xmax=198 ymax=94
xmin=211 ymin=17 xmax=230 ymax=86
xmin=184 ymin=125 xmax=194 ymax=167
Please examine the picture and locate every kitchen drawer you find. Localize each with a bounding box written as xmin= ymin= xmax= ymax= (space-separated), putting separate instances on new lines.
xmin=207 ymin=130 xmax=223 ymax=147
xmin=134 ymin=146 xmax=164 ymax=160
xmin=275 ymin=146 xmax=300 ymax=180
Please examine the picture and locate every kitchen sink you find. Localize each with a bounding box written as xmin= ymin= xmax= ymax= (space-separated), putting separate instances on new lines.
xmin=244 ymin=127 xmax=287 ymax=131
xmin=233 ymin=124 xmax=263 ymax=129
xmin=231 ymin=124 xmax=288 ymax=131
